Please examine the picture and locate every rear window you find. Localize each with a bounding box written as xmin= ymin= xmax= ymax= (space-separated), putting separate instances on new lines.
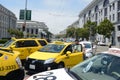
xmin=38 ymin=40 xmax=47 ymax=46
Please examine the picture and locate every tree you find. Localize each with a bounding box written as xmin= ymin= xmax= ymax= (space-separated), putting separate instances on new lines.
xmin=84 ymin=20 xmax=97 ymax=41
xmin=77 ymin=28 xmax=89 ymax=40
xmin=8 ymin=28 xmax=23 ymax=38
xmin=97 ymin=18 xmax=114 ymax=39
xmin=66 ymin=27 xmax=76 ymax=38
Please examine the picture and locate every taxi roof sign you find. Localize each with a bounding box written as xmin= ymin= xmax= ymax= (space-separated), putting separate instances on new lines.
xmin=108 ymin=48 xmax=120 ymax=56
xmin=54 ymin=41 xmax=64 ymax=44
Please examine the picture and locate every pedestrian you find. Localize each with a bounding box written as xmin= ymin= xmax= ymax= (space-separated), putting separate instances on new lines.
xmin=75 ymin=39 xmax=79 ymax=45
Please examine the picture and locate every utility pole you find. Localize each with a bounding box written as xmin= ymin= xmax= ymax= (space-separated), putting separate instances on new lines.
xmin=23 ymin=0 xmax=27 ymax=38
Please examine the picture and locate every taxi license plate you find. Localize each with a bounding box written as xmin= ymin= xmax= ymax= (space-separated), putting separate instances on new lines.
xmin=29 ymin=64 xmax=35 ymax=69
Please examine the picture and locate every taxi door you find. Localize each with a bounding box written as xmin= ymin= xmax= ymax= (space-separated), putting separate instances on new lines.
xmin=61 ymin=44 xmax=83 ymax=68
xmin=12 ymin=40 xmax=39 ymax=60
xmin=0 ymin=53 xmax=16 ymax=76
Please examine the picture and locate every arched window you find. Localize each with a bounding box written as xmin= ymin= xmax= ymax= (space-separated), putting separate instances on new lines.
xmin=88 ymin=10 xmax=91 ymax=16
xmin=95 ymin=5 xmax=99 ymax=12
xmin=103 ymin=0 xmax=109 ymax=7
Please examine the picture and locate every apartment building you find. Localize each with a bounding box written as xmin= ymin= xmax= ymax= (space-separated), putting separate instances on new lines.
xmin=79 ymin=0 xmax=120 ymax=46
xmin=0 ymin=4 xmax=17 ymax=39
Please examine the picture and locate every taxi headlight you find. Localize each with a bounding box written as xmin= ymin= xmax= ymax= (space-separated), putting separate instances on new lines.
xmin=44 ymin=58 xmax=55 ymax=64
xmin=16 ymin=57 xmax=22 ymax=68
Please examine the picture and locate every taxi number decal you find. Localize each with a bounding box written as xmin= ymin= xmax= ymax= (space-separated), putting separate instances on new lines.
xmin=33 ymin=72 xmax=57 ymax=80
xmin=0 ymin=65 xmax=16 ymax=71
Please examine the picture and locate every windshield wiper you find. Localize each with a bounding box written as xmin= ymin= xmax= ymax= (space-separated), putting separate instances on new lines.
xmin=65 ymin=68 xmax=83 ymax=80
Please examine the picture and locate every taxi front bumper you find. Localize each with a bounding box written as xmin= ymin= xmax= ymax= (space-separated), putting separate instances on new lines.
xmin=25 ymin=59 xmax=58 ymax=73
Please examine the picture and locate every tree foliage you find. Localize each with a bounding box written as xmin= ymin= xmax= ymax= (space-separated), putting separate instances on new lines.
xmin=97 ymin=18 xmax=114 ymax=38
xmin=66 ymin=27 xmax=76 ymax=38
xmin=8 ymin=28 xmax=23 ymax=38
xmin=78 ymin=28 xmax=89 ymax=40
xmin=84 ymin=20 xmax=97 ymax=36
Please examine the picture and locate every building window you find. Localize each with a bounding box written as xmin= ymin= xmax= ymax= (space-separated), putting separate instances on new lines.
xmin=101 ymin=10 xmax=103 ymax=15
xmin=113 ymin=14 xmax=115 ymax=21
xmin=36 ymin=29 xmax=38 ymax=34
xmin=118 ymin=12 xmax=120 ymax=21
xmin=118 ymin=1 xmax=120 ymax=11
xmin=113 ymin=3 xmax=115 ymax=10
xmin=88 ymin=10 xmax=91 ymax=16
xmin=109 ymin=15 xmax=111 ymax=21
xmin=103 ymin=0 xmax=109 ymax=7
xmin=95 ymin=13 xmax=98 ymax=21
xmin=117 ymin=25 xmax=120 ymax=31
xmin=27 ymin=28 xmax=29 ymax=33
xmin=31 ymin=29 xmax=33 ymax=34
xmin=109 ymin=5 xmax=112 ymax=11
xmin=104 ymin=8 xmax=107 ymax=17
xmin=95 ymin=5 xmax=99 ymax=12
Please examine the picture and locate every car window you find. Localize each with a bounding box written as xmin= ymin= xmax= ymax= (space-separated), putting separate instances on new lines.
xmin=3 ymin=39 xmax=14 ymax=48
xmin=16 ymin=40 xmax=38 ymax=47
xmin=39 ymin=44 xmax=65 ymax=53
xmin=72 ymin=44 xmax=82 ymax=52
xmin=63 ymin=45 xmax=73 ymax=54
xmin=84 ymin=43 xmax=91 ymax=48
xmin=38 ymin=40 xmax=47 ymax=46
xmin=70 ymin=54 xmax=119 ymax=80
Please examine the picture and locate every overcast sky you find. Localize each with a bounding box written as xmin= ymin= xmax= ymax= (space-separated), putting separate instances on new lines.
xmin=1 ymin=0 xmax=93 ymax=34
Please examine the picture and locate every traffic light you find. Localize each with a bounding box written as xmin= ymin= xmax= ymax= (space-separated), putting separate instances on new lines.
xmin=22 ymin=23 xmax=26 ymax=31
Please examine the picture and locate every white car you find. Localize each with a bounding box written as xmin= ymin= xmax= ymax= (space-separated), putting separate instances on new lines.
xmin=80 ymin=41 xmax=96 ymax=58
xmin=98 ymin=41 xmax=107 ymax=46
xmin=25 ymin=48 xmax=120 ymax=80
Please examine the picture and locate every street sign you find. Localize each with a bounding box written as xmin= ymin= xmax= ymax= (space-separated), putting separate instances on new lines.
xmin=19 ymin=9 xmax=32 ymax=20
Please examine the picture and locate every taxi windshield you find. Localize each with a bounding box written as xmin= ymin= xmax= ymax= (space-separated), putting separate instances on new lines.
xmin=70 ymin=53 xmax=120 ymax=80
xmin=39 ymin=44 xmax=65 ymax=53
xmin=3 ymin=39 xmax=14 ymax=48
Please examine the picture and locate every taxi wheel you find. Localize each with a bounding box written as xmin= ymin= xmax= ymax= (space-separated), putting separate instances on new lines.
xmin=58 ymin=62 xmax=64 ymax=68
xmin=0 ymin=77 xmax=6 ymax=80
xmin=6 ymin=69 xmax=25 ymax=80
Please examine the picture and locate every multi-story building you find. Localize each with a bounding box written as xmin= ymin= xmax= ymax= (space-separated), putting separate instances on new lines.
xmin=79 ymin=0 xmax=120 ymax=46
xmin=0 ymin=4 xmax=17 ymax=39
xmin=17 ymin=20 xmax=49 ymax=38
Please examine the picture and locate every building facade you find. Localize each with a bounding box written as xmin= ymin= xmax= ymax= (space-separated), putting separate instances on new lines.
xmin=17 ymin=20 xmax=48 ymax=38
xmin=79 ymin=0 xmax=120 ymax=46
xmin=0 ymin=4 xmax=17 ymax=39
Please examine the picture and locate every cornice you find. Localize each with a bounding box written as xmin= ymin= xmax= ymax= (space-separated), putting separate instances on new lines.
xmin=79 ymin=0 xmax=104 ymax=17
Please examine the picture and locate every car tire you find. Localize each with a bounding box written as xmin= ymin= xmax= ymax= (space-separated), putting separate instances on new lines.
xmin=6 ymin=69 xmax=25 ymax=80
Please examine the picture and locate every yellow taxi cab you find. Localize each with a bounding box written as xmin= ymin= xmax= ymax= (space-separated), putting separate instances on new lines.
xmin=0 ymin=48 xmax=24 ymax=80
xmin=25 ymin=41 xmax=84 ymax=73
xmin=25 ymin=48 xmax=120 ymax=80
xmin=0 ymin=37 xmax=48 ymax=63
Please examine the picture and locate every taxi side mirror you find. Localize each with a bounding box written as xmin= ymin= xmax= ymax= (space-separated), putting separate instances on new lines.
xmin=66 ymin=51 xmax=71 ymax=56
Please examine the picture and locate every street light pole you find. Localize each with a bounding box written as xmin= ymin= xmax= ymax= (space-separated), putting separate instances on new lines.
xmin=23 ymin=0 xmax=27 ymax=38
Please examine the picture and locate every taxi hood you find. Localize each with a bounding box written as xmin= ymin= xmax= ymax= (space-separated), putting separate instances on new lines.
xmin=25 ymin=68 xmax=74 ymax=80
xmin=28 ymin=51 xmax=60 ymax=60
